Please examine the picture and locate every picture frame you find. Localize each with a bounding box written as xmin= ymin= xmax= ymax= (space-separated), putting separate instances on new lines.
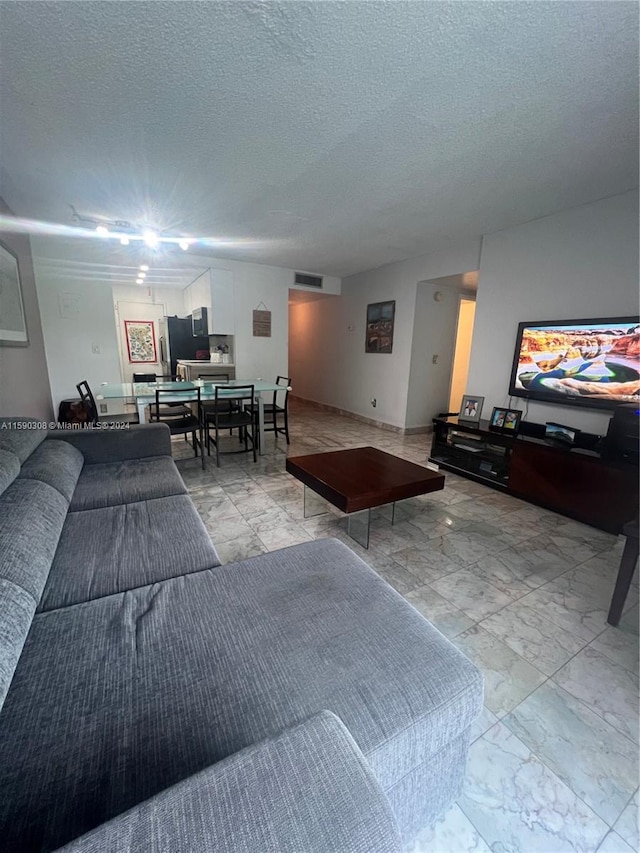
xmin=0 ymin=240 xmax=28 ymax=346
xmin=489 ymin=406 xmax=523 ymax=433
xmin=124 ymin=320 xmax=157 ymax=363
xmin=458 ymin=394 xmax=484 ymax=422
xmin=365 ymin=300 xmax=395 ymax=353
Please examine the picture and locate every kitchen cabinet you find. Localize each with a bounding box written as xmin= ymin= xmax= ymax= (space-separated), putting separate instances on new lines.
xmin=210 ymin=269 xmax=235 ymax=334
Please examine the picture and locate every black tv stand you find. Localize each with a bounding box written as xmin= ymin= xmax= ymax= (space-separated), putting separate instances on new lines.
xmin=430 ymin=417 xmax=637 ymax=534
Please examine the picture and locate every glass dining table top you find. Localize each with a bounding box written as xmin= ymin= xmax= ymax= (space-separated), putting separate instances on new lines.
xmin=96 ymin=379 xmax=282 ymax=403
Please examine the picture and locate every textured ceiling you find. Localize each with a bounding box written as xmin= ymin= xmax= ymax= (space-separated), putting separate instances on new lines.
xmin=1 ymin=1 xmax=638 ymax=277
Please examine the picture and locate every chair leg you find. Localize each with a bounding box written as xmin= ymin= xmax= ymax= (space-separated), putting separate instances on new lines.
xmin=607 ymin=534 xmax=639 ymax=626
xmin=284 ymin=406 xmax=290 ymax=444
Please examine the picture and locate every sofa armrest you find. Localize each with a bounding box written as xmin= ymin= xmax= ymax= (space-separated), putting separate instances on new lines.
xmin=47 ymin=423 xmax=171 ymax=463
xmin=54 ymin=711 xmax=402 ymax=853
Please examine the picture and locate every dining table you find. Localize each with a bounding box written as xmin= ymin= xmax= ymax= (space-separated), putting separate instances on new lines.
xmin=95 ymin=379 xmax=283 ymax=456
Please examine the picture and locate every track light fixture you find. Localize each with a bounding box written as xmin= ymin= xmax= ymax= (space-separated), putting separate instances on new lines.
xmin=69 ymin=205 xmax=194 ymax=251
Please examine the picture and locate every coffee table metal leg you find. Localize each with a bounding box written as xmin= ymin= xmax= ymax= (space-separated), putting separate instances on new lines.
xmin=304 ymin=485 xmax=328 ymax=518
xmin=347 ymin=509 xmax=371 ymax=549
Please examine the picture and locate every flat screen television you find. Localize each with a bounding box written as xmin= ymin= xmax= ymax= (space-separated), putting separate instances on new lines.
xmin=509 ymin=316 xmax=640 ymax=411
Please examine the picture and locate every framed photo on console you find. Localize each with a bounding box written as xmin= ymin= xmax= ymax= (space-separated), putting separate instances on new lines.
xmin=458 ymin=394 xmax=484 ymax=423
xmin=489 ymin=407 xmax=523 ymax=433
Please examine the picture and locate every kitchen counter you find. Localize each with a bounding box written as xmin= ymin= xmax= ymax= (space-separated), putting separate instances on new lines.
xmin=177 ymin=360 xmax=235 ymax=367
xmin=176 ymin=361 xmax=236 ymax=382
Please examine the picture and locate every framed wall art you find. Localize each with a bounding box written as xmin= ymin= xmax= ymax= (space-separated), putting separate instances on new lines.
xmin=124 ymin=320 xmax=157 ymax=363
xmin=365 ymin=300 xmax=395 ymax=353
xmin=0 ymin=240 xmax=28 ymax=346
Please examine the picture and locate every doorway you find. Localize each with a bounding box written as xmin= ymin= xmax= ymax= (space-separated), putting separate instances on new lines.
xmin=115 ymin=301 xmax=166 ymax=383
xmin=449 ymin=297 xmax=477 ymax=412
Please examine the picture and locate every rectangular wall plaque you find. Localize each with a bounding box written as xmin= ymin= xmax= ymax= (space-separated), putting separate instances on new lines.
xmin=253 ymin=309 xmax=272 ymax=337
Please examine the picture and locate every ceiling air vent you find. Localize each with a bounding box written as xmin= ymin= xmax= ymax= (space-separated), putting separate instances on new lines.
xmin=294 ymin=272 xmax=323 ymax=289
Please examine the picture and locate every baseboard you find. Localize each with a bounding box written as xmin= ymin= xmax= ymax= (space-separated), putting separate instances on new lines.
xmin=290 ymin=395 xmax=433 ymax=436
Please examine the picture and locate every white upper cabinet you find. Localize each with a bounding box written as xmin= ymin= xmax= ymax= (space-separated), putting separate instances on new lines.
xmin=210 ymin=269 xmax=235 ymax=334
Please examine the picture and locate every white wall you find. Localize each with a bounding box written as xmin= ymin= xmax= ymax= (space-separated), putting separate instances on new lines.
xmin=0 ymin=198 xmax=53 ymax=418
xmin=32 ymin=238 xmax=122 ymax=412
xmin=468 ymin=190 xmax=639 ymax=435
xmin=289 ymin=239 xmax=481 ymax=428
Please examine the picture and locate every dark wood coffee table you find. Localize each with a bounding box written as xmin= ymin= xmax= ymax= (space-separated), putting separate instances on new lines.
xmin=286 ymin=446 xmax=445 ymax=547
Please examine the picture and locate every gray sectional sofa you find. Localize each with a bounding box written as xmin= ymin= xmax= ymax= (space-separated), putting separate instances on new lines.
xmin=0 ymin=419 xmax=483 ymax=852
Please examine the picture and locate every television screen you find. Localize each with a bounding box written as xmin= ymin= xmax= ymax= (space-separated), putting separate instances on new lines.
xmin=509 ymin=317 xmax=640 ymax=410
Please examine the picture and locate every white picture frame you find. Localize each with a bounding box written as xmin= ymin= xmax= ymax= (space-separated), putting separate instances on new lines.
xmin=0 ymin=240 xmax=28 ymax=346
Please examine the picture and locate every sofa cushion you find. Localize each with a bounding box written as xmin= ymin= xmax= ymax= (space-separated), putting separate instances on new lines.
xmin=0 ymin=419 xmax=48 ymax=463
xmin=0 ymin=479 xmax=69 ymax=601
xmin=0 ymin=448 xmax=20 ymax=497
xmin=0 ymin=539 xmax=482 ymax=852
xmin=19 ymin=439 xmax=84 ymax=502
xmin=69 ymin=456 xmax=187 ymax=511
xmin=39 ymin=495 xmax=221 ymax=611
xmin=0 ymin=580 xmax=37 ymax=711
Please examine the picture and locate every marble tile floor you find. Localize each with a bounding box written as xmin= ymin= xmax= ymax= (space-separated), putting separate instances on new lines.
xmin=174 ymin=400 xmax=639 ymax=853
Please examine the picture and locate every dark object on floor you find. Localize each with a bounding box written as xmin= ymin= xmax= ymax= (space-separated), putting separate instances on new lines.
xmin=607 ymin=518 xmax=639 ymax=626
xmin=57 ymin=398 xmax=90 ymax=425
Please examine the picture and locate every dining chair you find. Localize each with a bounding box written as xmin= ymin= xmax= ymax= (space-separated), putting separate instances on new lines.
xmin=204 ymin=385 xmax=257 ymax=467
xmin=153 ymin=387 xmax=205 ymax=469
xmin=133 ymin=372 xmax=191 ymax=420
xmin=76 ymin=380 xmax=139 ymax=426
xmin=262 ymin=375 xmax=292 ymax=445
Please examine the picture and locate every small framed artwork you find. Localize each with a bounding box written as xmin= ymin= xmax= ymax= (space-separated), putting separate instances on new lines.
xmin=489 ymin=407 xmax=523 ymax=433
xmin=124 ymin=320 xmax=157 ymax=363
xmin=458 ymin=394 xmax=484 ymax=422
xmin=365 ymin=300 xmax=395 ymax=353
xmin=0 ymin=240 xmax=28 ymax=346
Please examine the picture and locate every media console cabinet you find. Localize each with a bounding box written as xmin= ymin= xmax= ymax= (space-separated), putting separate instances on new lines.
xmin=430 ymin=417 xmax=637 ymax=534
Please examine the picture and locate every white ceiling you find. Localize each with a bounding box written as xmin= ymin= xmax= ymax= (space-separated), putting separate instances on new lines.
xmin=1 ymin=1 xmax=637 ymax=278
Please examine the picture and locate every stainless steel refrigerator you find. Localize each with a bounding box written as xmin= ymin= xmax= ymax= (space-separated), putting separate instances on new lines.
xmin=158 ymin=316 xmax=209 ymax=378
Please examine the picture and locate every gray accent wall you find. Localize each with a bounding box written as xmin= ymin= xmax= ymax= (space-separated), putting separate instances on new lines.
xmin=0 ymin=197 xmax=53 ymax=419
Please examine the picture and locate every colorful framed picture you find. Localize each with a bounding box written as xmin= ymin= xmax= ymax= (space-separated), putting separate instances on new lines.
xmin=0 ymin=240 xmax=28 ymax=346
xmin=490 ymin=407 xmax=523 ymax=433
xmin=365 ymin=300 xmax=395 ymax=353
xmin=124 ymin=320 xmax=157 ymax=363
xmin=458 ymin=394 xmax=484 ymax=423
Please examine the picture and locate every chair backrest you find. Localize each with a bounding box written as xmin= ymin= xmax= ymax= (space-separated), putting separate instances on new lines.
xmin=153 ymin=387 xmax=201 ymax=422
xmin=76 ymin=380 xmax=99 ymax=424
xmin=214 ymin=384 xmax=254 ymax=424
xmin=133 ymin=372 xmax=157 ymax=383
xmin=274 ymin=375 xmax=291 ymax=407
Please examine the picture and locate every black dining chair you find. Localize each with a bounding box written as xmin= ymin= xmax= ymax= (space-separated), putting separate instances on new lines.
xmin=204 ymin=385 xmax=257 ymax=467
xmin=133 ymin=372 xmax=191 ymax=420
xmin=262 ymin=375 xmax=292 ymax=445
xmin=76 ymin=380 xmax=138 ymax=426
xmin=153 ymin=387 xmax=205 ymax=469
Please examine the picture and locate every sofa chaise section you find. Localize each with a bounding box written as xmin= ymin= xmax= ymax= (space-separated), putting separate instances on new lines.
xmin=0 ymin=538 xmax=482 ymax=850
xmin=56 ymin=711 xmax=403 ymax=853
